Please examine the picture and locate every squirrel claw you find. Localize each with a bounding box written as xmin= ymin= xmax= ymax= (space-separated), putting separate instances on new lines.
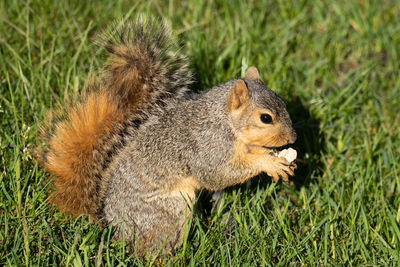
xmin=265 ymin=156 xmax=296 ymax=182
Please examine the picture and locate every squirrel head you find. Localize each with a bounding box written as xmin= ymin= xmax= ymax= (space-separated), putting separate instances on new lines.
xmin=227 ymin=66 xmax=296 ymax=150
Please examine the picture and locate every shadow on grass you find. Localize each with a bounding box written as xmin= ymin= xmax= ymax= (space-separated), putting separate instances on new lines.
xmin=287 ymin=97 xmax=325 ymax=187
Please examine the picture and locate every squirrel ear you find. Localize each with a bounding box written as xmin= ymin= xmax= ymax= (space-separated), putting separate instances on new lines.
xmin=245 ymin=66 xmax=260 ymax=80
xmin=230 ymin=80 xmax=250 ymax=110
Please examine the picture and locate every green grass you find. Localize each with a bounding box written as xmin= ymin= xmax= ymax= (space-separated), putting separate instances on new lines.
xmin=1 ymin=0 xmax=400 ymax=265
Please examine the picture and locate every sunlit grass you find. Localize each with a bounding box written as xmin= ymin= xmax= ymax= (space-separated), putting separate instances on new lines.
xmin=1 ymin=0 xmax=399 ymax=265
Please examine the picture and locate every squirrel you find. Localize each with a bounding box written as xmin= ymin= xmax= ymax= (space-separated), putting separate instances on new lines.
xmin=36 ymin=19 xmax=297 ymax=256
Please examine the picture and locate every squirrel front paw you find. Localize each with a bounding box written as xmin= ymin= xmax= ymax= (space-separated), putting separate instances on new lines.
xmin=264 ymin=155 xmax=297 ymax=182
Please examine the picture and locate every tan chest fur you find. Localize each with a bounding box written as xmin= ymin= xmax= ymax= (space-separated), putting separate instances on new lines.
xmin=169 ymin=176 xmax=201 ymax=207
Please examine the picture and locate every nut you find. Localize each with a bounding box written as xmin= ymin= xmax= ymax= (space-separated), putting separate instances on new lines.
xmin=277 ymin=148 xmax=297 ymax=162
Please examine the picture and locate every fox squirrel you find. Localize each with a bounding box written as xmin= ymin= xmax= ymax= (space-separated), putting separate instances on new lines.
xmin=36 ymin=19 xmax=297 ymax=256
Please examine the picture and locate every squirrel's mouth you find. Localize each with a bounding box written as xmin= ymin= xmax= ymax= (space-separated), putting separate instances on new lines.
xmin=263 ymin=144 xmax=297 ymax=163
xmin=262 ymin=144 xmax=291 ymax=155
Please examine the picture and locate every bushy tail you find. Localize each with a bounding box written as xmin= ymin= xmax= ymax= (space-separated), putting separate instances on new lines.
xmin=99 ymin=18 xmax=192 ymax=110
xmin=37 ymin=18 xmax=193 ymax=218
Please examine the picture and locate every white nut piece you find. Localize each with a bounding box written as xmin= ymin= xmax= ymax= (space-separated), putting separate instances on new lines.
xmin=277 ymin=148 xmax=297 ymax=163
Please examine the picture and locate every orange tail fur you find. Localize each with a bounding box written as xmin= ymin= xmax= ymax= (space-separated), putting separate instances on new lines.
xmin=40 ymin=92 xmax=122 ymax=217
xmin=36 ymin=19 xmax=193 ymax=218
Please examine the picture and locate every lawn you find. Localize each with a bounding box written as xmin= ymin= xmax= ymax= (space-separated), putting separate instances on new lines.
xmin=1 ymin=0 xmax=400 ymax=265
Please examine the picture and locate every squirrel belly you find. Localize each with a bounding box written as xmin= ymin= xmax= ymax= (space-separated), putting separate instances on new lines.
xmin=36 ymin=18 xmax=297 ymax=256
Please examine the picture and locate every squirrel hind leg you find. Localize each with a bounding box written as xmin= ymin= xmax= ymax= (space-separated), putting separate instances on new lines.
xmin=104 ymin=193 xmax=191 ymax=256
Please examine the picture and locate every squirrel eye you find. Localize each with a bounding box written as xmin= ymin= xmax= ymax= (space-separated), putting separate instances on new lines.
xmin=260 ymin=113 xmax=273 ymax=124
